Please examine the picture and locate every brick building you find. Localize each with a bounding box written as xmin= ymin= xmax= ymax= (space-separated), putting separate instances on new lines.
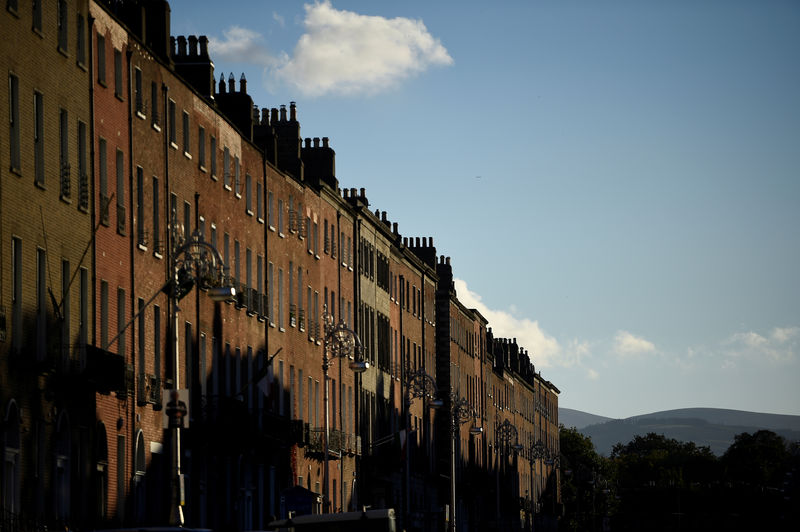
xmin=1 ymin=2 xmax=560 ymax=532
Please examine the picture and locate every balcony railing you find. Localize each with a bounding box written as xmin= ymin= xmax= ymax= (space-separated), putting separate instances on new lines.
xmin=79 ymin=172 xmax=89 ymax=210
xmin=117 ymin=203 xmax=126 ymax=234
xmin=60 ymin=162 xmax=71 ymax=199
xmin=100 ymin=194 xmax=110 ymax=225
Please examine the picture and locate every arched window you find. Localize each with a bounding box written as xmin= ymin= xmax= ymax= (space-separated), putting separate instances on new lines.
xmin=95 ymin=422 xmax=108 ymax=522
xmin=133 ymin=430 xmax=146 ymax=523
xmin=2 ymin=401 xmax=21 ymax=521
xmin=54 ymin=411 xmax=71 ymax=522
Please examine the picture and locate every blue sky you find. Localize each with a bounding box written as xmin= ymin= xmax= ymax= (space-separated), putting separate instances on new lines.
xmin=170 ymin=0 xmax=800 ymax=419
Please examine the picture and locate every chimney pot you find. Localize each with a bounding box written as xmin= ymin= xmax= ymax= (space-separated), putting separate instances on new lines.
xmin=261 ymin=108 xmax=269 ymax=125
xmin=199 ymin=36 xmax=209 ymax=57
xmin=188 ymin=35 xmax=198 ymax=56
xmin=381 ymin=211 xmax=387 ymax=221
xmin=218 ymin=73 xmax=226 ymax=94
xmin=240 ymin=73 xmax=247 ymax=93
xmin=422 ymin=237 xmax=427 ymax=247
xmin=322 ymin=137 xmax=329 ymax=148
xmin=304 ymin=138 xmax=311 ymax=148
xmin=350 ymin=187 xmax=356 ymax=197
xmin=446 ymin=257 xmax=451 ymax=265
xmin=290 ymin=101 xmax=297 ymax=121
xmin=360 ymin=188 xmax=365 ymax=198
xmin=177 ymin=35 xmax=187 ymax=56
xmin=227 ymin=72 xmax=235 ymax=93
xmin=170 ymin=36 xmax=176 ymax=56
xmin=271 ymin=108 xmax=279 ymax=124
xmin=404 ymin=237 xmax=409 ymax=246
xmin=416 ymin=237 xmax=420 ymax=247
xmin=313 ymin=137 xmax=320 ymax=148
xmin=280 ymin=105 xmax=287 ymax=121
xmin=430 ymin=237 xmax=434 ymax=247
xmin=252 ymin=105 xmax=259 ymax=123
xmin=393 ymin=222 xmax=398 ymax=233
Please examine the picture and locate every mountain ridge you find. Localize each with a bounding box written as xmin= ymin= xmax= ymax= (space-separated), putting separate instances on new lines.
xmin=559 ymin=406 xmax=800 ymax=456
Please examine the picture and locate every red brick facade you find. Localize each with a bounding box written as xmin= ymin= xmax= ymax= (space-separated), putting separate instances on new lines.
xmin=1 ymin=2 xmax=560 ymax=531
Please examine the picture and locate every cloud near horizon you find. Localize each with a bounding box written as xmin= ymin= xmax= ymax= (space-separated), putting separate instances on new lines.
xmin=613 ymin=330 xmax=657 ymax=358
xmin=725 ymin=326 xmax=799 ymax=364
xmin=209 ymin=26 xmax=278 ymax=68
xmin=276 ymin=0 xmax=453 ymax=96
xmin=454 ymin=279 xmax=592 ymax=374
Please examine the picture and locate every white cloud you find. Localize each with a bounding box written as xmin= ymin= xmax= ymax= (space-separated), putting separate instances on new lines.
xmin=209 ymin=26 xmax=277 ymax=68
xmin=454 ymin=278 xmax=591 ymax=371
xmin=613 ymin=330 xmax=656 ymax=358
xmin=273 ymin=12 xmax=286 ymax=28
xmin=726 ymin=326 xmax=798 ymax=363
xmin=275 ymin=0 xmax=453 ymax=96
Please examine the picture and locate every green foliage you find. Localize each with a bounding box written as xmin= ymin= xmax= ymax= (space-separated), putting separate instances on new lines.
xmin=559 ymin=428 xmax=799 ymax=531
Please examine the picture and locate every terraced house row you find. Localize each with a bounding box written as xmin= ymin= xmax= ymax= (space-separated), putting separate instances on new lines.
xmin=0 ymin=2 xmax=561 ymax=531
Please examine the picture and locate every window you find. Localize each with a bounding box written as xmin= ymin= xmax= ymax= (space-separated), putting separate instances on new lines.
xmin=256 ymin=183 xmax=263 ymax=221
xmin=11 ymin=237 xmax=22 ymax=353
xmin=151 ymin=81 xmax=159 ymax=127
xmin=245 ymin=174 xmax=252 ymax=214
xmin=234 ymin=156 xmax=240 ymax=196
xmin=134 ymin=68 xmax=143 ymax=115
xmin=116 ymin=149 xmax=125 ymax=234
xmin=32 ymin=0 xmax=42 ymax=32
xmin=268 ymin=262 xmax=274 ymax=324
xmin=60 ymin=109 xmax=70 ymax=199
xmin=278 ymin=199 xmax=284 ymax=234
xmin=152 ymin=176 xmax=160 ymax=253
xmin=77 ymin=14 xmax=86 ymax=65
xmin=233 ymin=239 xmax=240 ymax=284
xmin=210 ymin=136 xmax=217 ymax=178
xmin=198 ymin=126 xmax=205 ymax=168
xmin=73 ymin=121 xmax=87 ymax=201
xmin=168 ymin=100 xmax=176 ymax=145
xmin=97 ymin=33 xmax=106 ymax=84
xmin=268 ymin=192 xmax=274 ymax=229
xmin=114 ymin=49 xmax=123 ymax=98
xmin=298 ymin=370 xmax=304 ymax=422
xmin=9 ymin=74 xmax=20 ymax=171
xmin=278 ymin=268 xmax=284 ymax=330
xmin=154 ymin=305 xmax=161 ymax=380
xmin=223 ymin=147 xmax=230 ymax=188
xmin=79 ymin=267 xmax=88 ymax=355
xmin=117 ymin=288 xmax=126 ymax=357
xmin=182 ymin=111 xmax=190 ymax=155
xmin=57 ymin=0 xmax=68 ymax=51
xmin=34 ymin=91 xmax=44 ymax=186
xmin=36 ymin=248 xmax=47 ymax=360
xmin=136 ymin=167 xmax=145 ymax=246
xmin=99 ymin=138 xmax=108 ymax=223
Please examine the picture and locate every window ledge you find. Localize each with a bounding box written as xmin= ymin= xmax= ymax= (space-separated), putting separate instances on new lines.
xmin=136 ymin=111 xmax=146 ymax=120
xmin=170 ymin=141 xmax=178 ymax=150
xmin=152 ymin=123 xmax=161 ymax=132
xmin=184 ymin=151 xmax=192 ymax=160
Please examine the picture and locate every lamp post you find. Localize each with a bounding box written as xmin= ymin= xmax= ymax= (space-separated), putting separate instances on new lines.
xmin=494 ymin=419 xmax=522 ymax=530
xmin=167 ymin=197 xmax=235 ymax=526
xmin=448 ymin=394 xmax=482 ymax=532
xmin=528 ymin=439 xmax=546 ymax=532
xmin=322 ymin=305 xmax=368 ymax=513
xmin=403 ymin=368 xmax=442 ymax=529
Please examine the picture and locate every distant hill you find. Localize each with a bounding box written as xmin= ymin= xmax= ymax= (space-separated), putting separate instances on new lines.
xmin=559 ymin=407 xmax=615 ymax=429
xmin=559 ymin=407 xmax=800 ymax=456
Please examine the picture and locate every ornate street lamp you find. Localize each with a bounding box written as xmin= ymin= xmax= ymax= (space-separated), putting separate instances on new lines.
xmin=403 ymin=368 xmax=441 ymax=527
xmin=528 ymin=439 xmax=546 ymax=531
xmin=322 ymin=305 xmax=368 ymax=513
xmin=168 ymin=196 xmax=234 ymax=526
xmin=494 ymin=419 xmax=522 ymax=530
xmin=448 ymin=394 xmax=482 ymax=532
